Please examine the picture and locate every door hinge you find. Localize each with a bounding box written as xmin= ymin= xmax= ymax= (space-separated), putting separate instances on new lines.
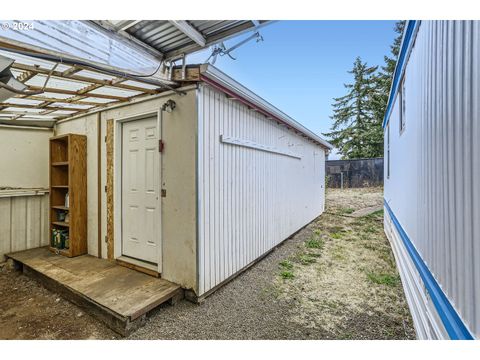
xmin=159 ymin=139 xmax=164 ymax=153
xmin=104 ymin=185 xmax=107 ymax=193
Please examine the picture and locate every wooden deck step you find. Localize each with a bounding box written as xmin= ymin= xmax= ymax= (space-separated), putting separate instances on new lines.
xmin=6 ymin=247 xmax=183 ymax=336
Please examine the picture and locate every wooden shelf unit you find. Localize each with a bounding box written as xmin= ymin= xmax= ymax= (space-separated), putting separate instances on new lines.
xmin=49 ymin=133 xmax=87 ymax=257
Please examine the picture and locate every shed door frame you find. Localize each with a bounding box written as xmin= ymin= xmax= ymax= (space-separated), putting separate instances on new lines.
xmin=113 ymin=110 xmax=163 ymax=272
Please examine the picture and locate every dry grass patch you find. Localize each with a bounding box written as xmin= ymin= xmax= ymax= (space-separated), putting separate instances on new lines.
xmin=274 ymin=187 xmax=415 ymax=339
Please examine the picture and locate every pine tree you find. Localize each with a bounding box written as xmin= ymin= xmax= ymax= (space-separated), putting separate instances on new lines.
xmin=372 ymin=21 xmax=406 ymax=129
xmin=323 ymin=57 xmax=378 ymax=159
xmin=324 ymin=21 xmax=406 ymax=160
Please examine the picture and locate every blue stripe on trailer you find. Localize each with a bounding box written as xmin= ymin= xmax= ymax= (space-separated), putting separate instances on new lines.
xmin=384 ymin=200 xmax=474 ymax=340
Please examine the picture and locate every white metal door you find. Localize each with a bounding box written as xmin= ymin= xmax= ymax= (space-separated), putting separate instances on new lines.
xmin=121 ymin=116 xmax=160 ymax=264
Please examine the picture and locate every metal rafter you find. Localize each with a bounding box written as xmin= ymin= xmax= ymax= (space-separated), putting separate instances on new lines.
xmin=168 ymin=21 xmax=206 ymax=47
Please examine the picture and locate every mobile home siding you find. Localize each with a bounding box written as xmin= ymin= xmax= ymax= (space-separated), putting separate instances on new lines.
xmin=197 ymin=84 xmax=326 ymax=295
xmin=384 ymin=20 xmax=480 ymax=339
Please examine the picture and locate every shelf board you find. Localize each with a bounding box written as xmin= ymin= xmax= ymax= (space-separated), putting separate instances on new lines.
xmin=52 ymin=221 xmax=70 ymax=227
xmin=52 ymin=206 xmax=69 ymax=211
xmin=51 ymin=185 xmax=69 ymax=189
xmin=52 ymin=161 xmax=69 ymax=166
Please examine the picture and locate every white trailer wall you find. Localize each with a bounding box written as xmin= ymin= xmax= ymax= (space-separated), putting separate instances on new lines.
xmin=384 ymin=20 xmax=480 ymax=339
xmin=197 ymin=84 xmax=326 ymax=295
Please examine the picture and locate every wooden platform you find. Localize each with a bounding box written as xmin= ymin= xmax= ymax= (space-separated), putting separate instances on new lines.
xmin=6 ymin=247 xmax=183 ymax=336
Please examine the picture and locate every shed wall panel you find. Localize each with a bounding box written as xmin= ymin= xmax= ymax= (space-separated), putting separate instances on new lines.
xmin=0 ymin=193 xmax=49 ymax=261
xmin=197 ymin=84 xmax=326 ymax=295
xmin=384 ymin=20 xmax=480 ymax=338
xmin=0 ymin=127 xmax=52 ymax=189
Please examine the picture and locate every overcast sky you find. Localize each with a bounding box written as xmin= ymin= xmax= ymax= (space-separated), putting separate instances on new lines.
xmin=187 ymin=20 xmax=397 ymax=159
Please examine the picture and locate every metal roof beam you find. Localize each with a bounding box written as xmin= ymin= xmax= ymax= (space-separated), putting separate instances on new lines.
xmin=115 ymin=20 xmax=142 ymax=32
xmin=168 ymin=21 xmax=206 ymax=47
xmin=165 ymin=21 xmax=271 ymax=60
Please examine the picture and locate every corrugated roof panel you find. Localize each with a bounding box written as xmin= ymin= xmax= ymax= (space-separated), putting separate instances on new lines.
xmin=121 ymin=20 xmax=266 ymax=58
xmin=121 ymin=80 xmax=159 ymax=90
xmin=78 ymin=97 xmax=116 ymax=104
xmin=25 ymin=74 xmax=90 ymax=91
xmin=4 ymin=98 xmax=43 ymax=106
xmin=3 ymin=106 xmax=45 ymax=113
xmin=88 ymin=86 xmax=142 ymax=97
xmin=41 ymin=92 xmax=74 ymax=100
xmin=50 ymin=102 xmax=93 ymax=110
xmin=46 ymin=110 xmax=77 ymax=116
xmin=75 ymin=69 xmax=116 ymax=81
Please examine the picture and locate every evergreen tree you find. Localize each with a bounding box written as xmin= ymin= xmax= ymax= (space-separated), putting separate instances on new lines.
xmin=373 ymin=21 xmax=406 ymax=127
xmin=324 ymin=21 xmax=406 ymax=159
xmin=323 ymin=57 xmax=378 ymax=159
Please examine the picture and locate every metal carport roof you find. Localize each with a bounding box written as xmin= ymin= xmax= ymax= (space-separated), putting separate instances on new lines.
xmin=91 ymin=20 xmax=270 ymax=60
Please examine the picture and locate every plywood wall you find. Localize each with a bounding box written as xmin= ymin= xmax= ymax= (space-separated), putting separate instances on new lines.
xmin=0 ymin=126 xmax=52 ymax=189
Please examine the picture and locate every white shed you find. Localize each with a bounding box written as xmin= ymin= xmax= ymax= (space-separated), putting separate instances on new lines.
xmin=0 ymin=20 xmax=331 ymax=333
xmin=0 ymin=57 xmax=332 ymax=301
xmin=383 ymin=20 xmax=479 ymax=339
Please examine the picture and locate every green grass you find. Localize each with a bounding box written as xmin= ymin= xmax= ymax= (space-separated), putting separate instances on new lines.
xmin=328 ymin=225 xmax=346 ymax=233
xmin=280 ymin=270 xmax=295 ymax=279
xmin=331 ymin=232 xmax=343 ymax=239
xmin=366 ymin=272 xmax=400 ymax=287
xmin=368 ymin=209 xmax=384 ymax=217
xmin=279 ymin=260 xmax=293 ymax=270
xmin=305 ymin=237 xmax=324 ymax=249
xmin=298 ymin=254 xmax=317 ymax=265
xmin=339 ymin=207 xmax=355 ymax=215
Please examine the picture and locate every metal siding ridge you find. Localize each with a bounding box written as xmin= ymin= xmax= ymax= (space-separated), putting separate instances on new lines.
xmin=198 ymin=66 xmax=333 ymax=150
xmin=384 ymin=200 xmax=475 ymax=339
xmin=383 ymin=20 xmax=421 ymax=128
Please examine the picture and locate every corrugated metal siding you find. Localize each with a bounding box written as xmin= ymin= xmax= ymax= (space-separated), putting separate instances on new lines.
xmin=197 ymin=84 xmax=326 ymax=295
xmin=384 ymin=20 xmax=480 ymax=338
xmin=384 ymin=209 xmax=449 ymax=339
xmin=0 ymin=193 xmax=49 ymax=261
xmin=0 ymin=20 xmax=159 ymax=73
xmin=126 ymin=20 xmax=260 ymax=57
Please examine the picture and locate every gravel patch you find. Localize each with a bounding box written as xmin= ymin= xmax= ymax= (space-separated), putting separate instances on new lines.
xmin=128 ymin=219 xmax=330 ymax=340
xmin=129 ymin=187 xmax=414 ymax=340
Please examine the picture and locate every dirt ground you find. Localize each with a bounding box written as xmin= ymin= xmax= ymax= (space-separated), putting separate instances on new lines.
xmin=0 ymin=187 xmax=415 ymax=340
xmin=0 ymin=265 xmax=119 ymax=339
